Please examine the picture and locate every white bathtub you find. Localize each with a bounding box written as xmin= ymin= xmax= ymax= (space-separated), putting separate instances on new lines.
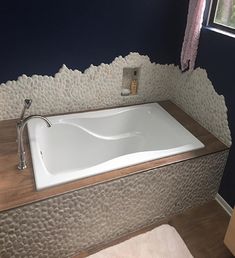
xmin=27 ymin=103 xmax=204 ymax=190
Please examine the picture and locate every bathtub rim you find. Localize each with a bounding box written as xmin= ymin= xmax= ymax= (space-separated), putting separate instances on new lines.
xmin=0 ymin=100 xmax=229 ymax=212
xmin=27 ymin=102 xmax=205 ymax=190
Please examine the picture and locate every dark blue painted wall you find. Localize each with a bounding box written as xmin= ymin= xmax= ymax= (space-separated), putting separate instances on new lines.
xmin=196 ymin=28 xmax=235 ymax=207
xmin=0 ymin=0 xmax=187 ymax=84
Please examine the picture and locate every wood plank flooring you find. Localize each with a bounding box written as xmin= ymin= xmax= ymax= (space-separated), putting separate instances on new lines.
xmin=169 ymin=200 xmax=233 ymax=258
xmin=74 ymin=200 xmax=233 ymax=258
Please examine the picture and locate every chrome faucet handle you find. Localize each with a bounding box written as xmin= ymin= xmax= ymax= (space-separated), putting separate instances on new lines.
xmin=20 ymin=99 xmax=32 ymax=121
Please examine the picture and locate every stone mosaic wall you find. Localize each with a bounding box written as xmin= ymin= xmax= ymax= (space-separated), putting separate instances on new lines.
xmin=0 ymin=53 xmax=172 ymax=120
xmin=169 ymin=67 xmax=232 ymax=146
xmin=0 ymin=52 xmax=231 ymax=146
xmin=0 ymin=150 xmax=229 ymax=258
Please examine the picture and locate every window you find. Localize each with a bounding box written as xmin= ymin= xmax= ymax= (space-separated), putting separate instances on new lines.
xmin=208 ymin=0 xmax=235 ymax=33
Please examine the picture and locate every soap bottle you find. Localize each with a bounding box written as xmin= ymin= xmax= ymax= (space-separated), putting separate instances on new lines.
xmin=130 ymin=70 xmax=138 ymax=95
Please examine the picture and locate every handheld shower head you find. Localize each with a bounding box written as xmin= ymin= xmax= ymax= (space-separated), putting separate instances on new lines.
xmin=19 ymin=99 xmax=33 ymax=121
xmin=24 ymin=99 xmax=32 ymax=109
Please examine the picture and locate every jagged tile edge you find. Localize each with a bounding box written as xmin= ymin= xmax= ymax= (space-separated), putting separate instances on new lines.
xmin=0 ymin=52 xmax=173 ymax=120
xmin=0 ymin=52 xmax=231 ymax=146
xmin=168 ymin=66 xmax=232 ymax=147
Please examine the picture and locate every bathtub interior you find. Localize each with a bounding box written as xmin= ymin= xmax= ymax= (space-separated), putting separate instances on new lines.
xmin=28 ymin=103 xmax=204 ymax=179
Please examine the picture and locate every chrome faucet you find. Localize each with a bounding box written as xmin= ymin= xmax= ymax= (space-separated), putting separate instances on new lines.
xmin=17 ymin=99 xmax=52 ymax=170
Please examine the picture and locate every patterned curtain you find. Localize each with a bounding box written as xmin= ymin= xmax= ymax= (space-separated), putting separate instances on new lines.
xmin=181 ymin=0 xmax=206 ymax=71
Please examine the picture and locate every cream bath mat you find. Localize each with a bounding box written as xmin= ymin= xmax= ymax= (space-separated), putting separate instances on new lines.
xmin=88 ymin=224 xmax=193 ymax=258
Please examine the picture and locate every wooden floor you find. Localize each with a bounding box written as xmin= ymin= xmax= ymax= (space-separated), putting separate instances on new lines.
xmin=74 ymin=200 xmax=233 ymax=258
xmin=168 ymin=200 xmax=233 ymax=258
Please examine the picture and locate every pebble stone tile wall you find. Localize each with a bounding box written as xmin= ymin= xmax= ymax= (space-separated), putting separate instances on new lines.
xmin=169 ymin=67 xmax=232 ymax=147
xmin=0 ymin=150 xmax=229 ymax=258
xmin=0 ymin=53 xmax=231 ymax=257
xmin=0 ymin=52 xmax=231 ymax=146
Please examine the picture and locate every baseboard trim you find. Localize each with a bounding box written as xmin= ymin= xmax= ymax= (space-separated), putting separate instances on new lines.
xmin=215 ymin=194 xmax=233 ymax=216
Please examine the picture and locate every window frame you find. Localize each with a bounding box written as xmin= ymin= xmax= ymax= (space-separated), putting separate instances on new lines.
xmin=206 ymin=0 xmax=235 ymax=34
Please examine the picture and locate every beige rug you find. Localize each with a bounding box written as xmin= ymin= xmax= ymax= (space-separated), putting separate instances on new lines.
xmin=88 ymin=224 xmax=193 ymax=258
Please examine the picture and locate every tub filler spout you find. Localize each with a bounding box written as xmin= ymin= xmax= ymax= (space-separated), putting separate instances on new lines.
xmin=17 ymin=99 xmax=52 ymax=170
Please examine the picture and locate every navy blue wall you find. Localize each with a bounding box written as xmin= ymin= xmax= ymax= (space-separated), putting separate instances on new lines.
xmin=196 ymin=28 xmax=235 ymax=207
xmin=0 ymin=0 xmax=187 ymax=84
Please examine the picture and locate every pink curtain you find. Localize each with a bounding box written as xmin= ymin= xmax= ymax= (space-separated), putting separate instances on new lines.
xmin=181 ymin=0 xmax=206 ymax=71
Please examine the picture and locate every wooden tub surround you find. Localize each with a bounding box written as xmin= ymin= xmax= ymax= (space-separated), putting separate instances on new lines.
xmin=0 ymin=100 xmax=228 ymax=212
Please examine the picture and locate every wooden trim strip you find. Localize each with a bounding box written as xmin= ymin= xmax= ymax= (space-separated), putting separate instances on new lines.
xmin=0 ymin=101 xmax=228 ymax=212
